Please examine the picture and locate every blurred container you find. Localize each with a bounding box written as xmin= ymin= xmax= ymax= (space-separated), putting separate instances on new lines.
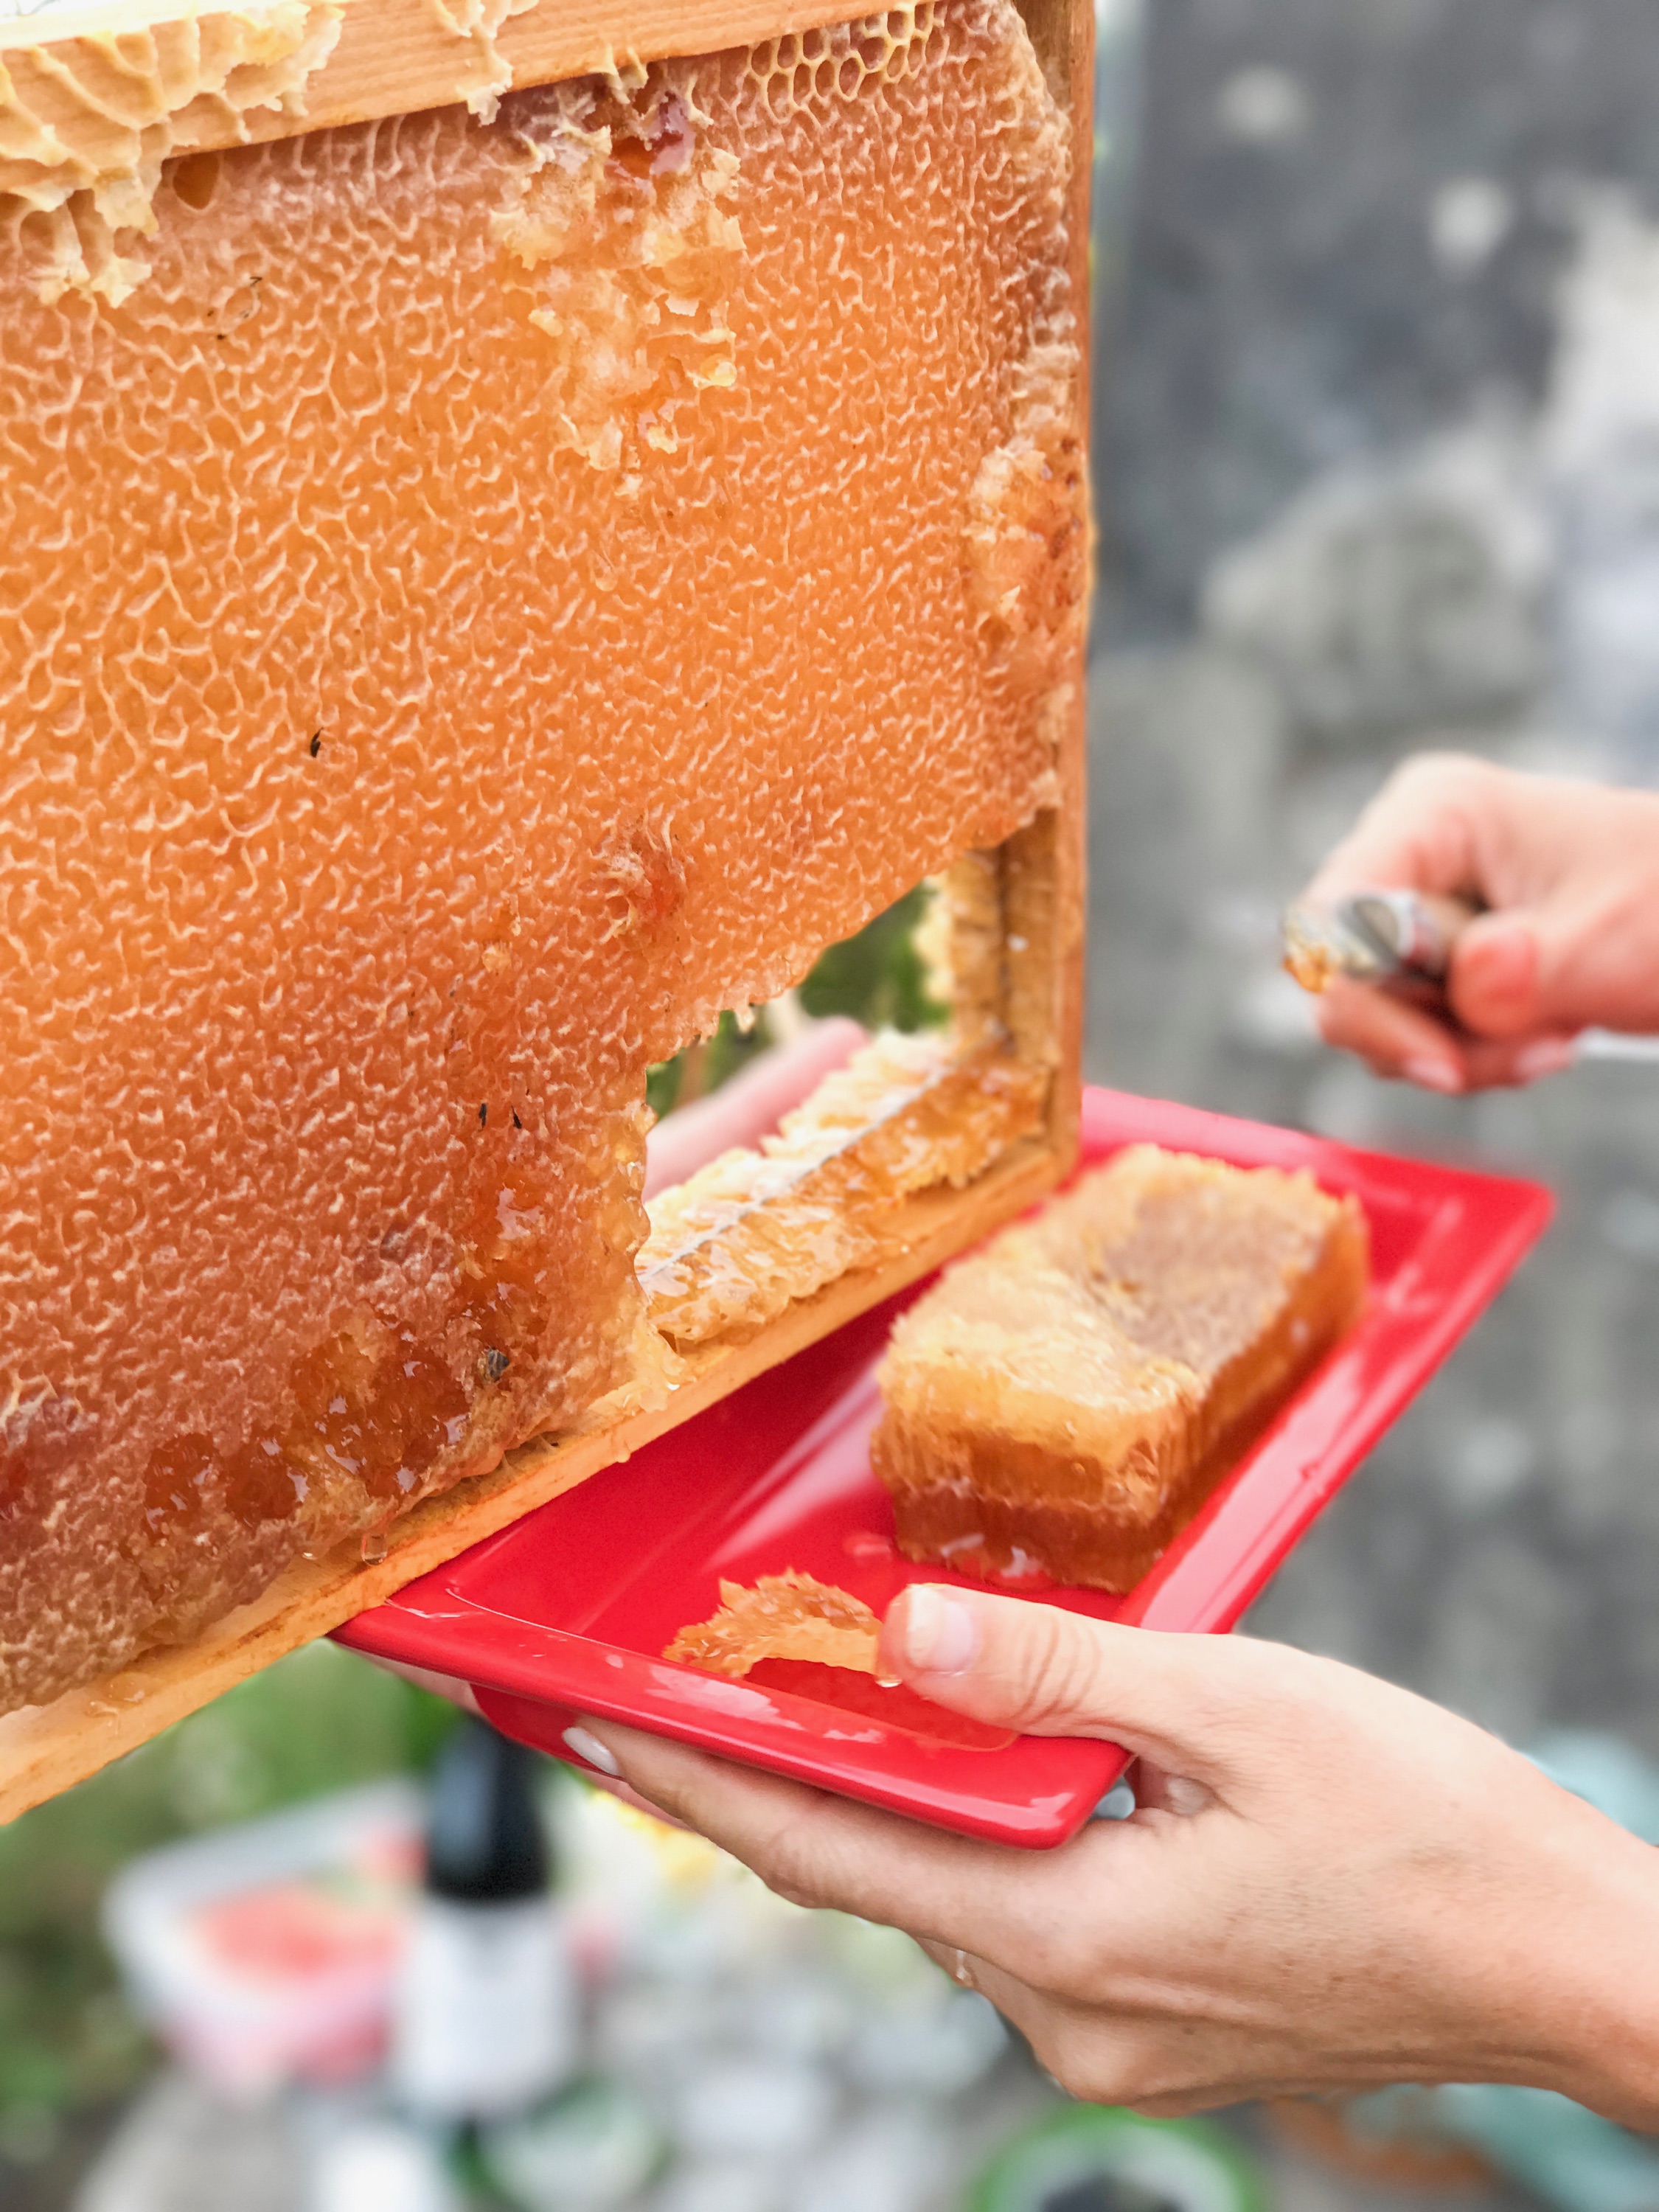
xmin=305 ymin=2109 xmax=459 ymax=2212
xmin=102 ymin=1782 xmax=421 ymax=2097
xmin=970 ymin=2105 xmax=1266 ymax=2212
xmin=481 ymin=2077 xmax=666 ymax=2211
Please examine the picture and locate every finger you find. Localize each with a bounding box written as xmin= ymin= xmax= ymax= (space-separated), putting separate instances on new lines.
xmin=1130 ymin=1759 xmax=1216 ymax=1816
xmin=1301 ymin=752 xmax=1498 ymax=910
xmin=909 ymin=1941 xmax=1091 ymax=2096
xmin=877 ymin=1588 xmax=1289 ymax=1786
xmin=911 ymin=1938 xmax=1112 ymax=2073
xmin=578 ymin=1719 xmax=1236 ymax=2015
xmin=916 ymin=1934 xmax=990 ymax=1991
xmin=363 ymin=1656 xmax=481 ymax=1716
xmin=1453 ymin=1029 xmax=1579 ymax=1089
xmin=575 ymin=1768 xmax=695 ymax=1832
xmin=1296 ymin=755 xmax=1565 ymax=1063
xmin=1318 ymin=985 xmax=1577 ymax=1090
xmin=1302 ymin=759 xmax=1659 ymax=1046
xmin=571 ymin=1716 xmax=1047 ymax=1946
xmin=643 ymin=1017 xmax=865 ymax=1196
xmin=914 ymin=1944 xmax=1394 ymax=2117
xmin=1312 ymin=977 xmax=1469 ymax=1092
xmin=909 ymin=1944 xmax=1267 ymax=2117
xmin=911 ymin=1939 xmax=1081 ymax=2074
xmin=1455 ymin=887 xmax=1659 ymax=1043
xmin=1443 ymin=911 xmax=1538 ymax=1040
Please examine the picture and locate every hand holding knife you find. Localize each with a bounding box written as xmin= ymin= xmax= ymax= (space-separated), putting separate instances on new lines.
xmin=1283 ymin=890 xmax=1481 ymax=1011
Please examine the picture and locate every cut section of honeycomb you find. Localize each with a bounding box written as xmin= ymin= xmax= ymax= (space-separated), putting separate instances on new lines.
xmin=641 ymin=1031 xmax=1048 ymax=1348
xmin=0 ymin=0 xmax=1083 ymax=1712
xmin=872 ymin=1148 xmax=1370 ymax=1590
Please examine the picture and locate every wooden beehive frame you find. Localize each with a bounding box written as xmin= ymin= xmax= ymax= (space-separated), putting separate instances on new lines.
xmin=0 ymin=0 xmax=1091 ymax=1823
xmin=4 ymin=0 xmax=942 ymax=167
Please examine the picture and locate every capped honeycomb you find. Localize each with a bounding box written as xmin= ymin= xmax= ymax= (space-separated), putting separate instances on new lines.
xmin=0 ymin=0 xmax=1084 ymax=1713
xmin=873 ymin=1148 xmax=1369 ymax=1590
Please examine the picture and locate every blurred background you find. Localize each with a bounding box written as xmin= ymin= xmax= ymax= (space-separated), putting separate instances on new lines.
xmin=10 ymin=0 xmax=1659 ymax=2204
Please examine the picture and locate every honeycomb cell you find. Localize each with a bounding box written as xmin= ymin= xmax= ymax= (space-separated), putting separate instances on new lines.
xmin=0 ymin=0 xmax=1084 ymax=1711
xmin=640 ymin=1032 xmax=1048 ymax=1348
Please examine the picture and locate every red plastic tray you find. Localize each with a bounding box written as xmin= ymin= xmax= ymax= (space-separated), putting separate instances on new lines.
xmin=336 ymin=1088 xmax=1552 ymax=1847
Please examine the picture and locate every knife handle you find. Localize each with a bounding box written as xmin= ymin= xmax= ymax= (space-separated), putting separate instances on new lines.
xmin=1342 ymin=890 xmax=1480 ymax=984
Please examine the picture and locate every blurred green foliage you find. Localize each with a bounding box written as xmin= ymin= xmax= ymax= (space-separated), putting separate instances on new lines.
xmin=797 ymin=882 xmax=942 ymax=1034
xmin=0 ymin=1644 xmax=456 ymax=2123
xmin=646 ymin=1006 xmax=772 ymax=1121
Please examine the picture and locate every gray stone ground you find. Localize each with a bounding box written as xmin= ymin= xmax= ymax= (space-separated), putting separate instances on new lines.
xmin=1099 ymin=0 xmax=1659 ymax=642
xmin=1086 ymin=0 xmax=1659 ymax=2201
xmin=1086 ymin=651 xmax=1659 ymax=1767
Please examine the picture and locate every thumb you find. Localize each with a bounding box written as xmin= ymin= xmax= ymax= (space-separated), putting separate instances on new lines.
xmin=880 ymin=1585 xmax=1258 ymax=1788
xmin=1450 ymin=874 xmax=1659 ymax=1044
xmin=1446 ymin=911 xmax=1548 ymax=1041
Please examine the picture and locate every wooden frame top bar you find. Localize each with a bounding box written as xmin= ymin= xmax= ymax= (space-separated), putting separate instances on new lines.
xmin=0 ymin=0 xmax=877 ymax=190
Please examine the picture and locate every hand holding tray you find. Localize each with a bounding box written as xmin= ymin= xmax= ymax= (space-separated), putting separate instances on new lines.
xmin=338 ymin=1088 xmax=1551 ymax=1847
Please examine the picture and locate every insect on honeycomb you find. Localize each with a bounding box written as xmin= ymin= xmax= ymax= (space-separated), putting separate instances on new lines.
xmin=0 ymin=0 xmax=1085 ymax=1713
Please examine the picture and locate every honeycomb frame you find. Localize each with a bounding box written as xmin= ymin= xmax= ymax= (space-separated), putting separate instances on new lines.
xmin=0 ymin=0 xmax=1091 ymax=1820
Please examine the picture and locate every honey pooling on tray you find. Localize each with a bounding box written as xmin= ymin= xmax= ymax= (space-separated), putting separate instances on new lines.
xmin=0 ymin=0 xmax=1084 ymax=1713
xmin=872 ymin=1147 xmax=1370 ymax=1591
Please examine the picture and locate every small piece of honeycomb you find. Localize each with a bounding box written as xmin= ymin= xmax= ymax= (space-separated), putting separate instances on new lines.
xmin=664 ymin=1571 xmax=883 ymax=1677
xmin=0 ymin=0 xmax=1083 ymax=1712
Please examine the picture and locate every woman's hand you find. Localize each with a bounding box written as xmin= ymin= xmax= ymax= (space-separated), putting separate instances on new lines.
xmin=1299 ymin=753 xmax=1659 ymax=1091
xmin=566 ymin=1586 xmax=1659 ymax=2126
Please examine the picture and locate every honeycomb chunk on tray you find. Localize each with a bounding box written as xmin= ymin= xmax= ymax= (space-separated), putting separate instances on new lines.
xmin=871 ymin=1147 xmax=1371 ymax=1591
xmin=664 ymin=1571 xmax=883 ymax=1679
xmin=0 ymin=0 xmax=1085 ymax=1714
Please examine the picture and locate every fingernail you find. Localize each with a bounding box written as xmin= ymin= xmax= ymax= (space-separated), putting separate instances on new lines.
xmin=1402 ymin=1057 xmax=1464 ymax=1095
xmin=563 ymin=1724 xmax=621 ymax=1776
xmin=1163 ymin=1775 xmax=1214 ymax=1817
xmin=900 ymin=1585 xmax=978 ymax=1675
xmin=1513 ymin=1038 xmax=1576 ymax=1083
